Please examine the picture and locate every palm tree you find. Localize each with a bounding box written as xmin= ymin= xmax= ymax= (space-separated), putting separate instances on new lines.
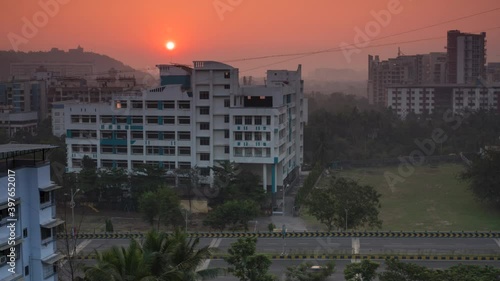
xmin=83 ymin=229 xmax=221 ymax=281
xmin=168 ymin=229 xmax=222 ymax=281
xmin=82 ymin=239 xmax=155 ymax=281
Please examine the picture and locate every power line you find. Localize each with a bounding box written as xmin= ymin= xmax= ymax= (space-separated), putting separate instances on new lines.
xmin=225 ymin=7 xmax=500 ymax=63
xmin=240 ymin=26 xmax=500 ymax=73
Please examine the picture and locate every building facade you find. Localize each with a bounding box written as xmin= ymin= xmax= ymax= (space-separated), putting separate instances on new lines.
xmin=446 ymin=30 xmax=486 ymax=84
xmin=64 ymin=61 xmax=307 ymax=193
xmin=387 ymin=84 xmax=500 ymax=118
xmin=0 ymin=144 xmax=63 ymax=281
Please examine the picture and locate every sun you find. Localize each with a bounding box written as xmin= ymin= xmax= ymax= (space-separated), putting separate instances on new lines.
xmin=166 ymin=41 xmax=175 ymax=51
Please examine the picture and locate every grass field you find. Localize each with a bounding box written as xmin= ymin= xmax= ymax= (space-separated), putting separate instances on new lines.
xmin=309 ymin=163 xmax=500 ymax=231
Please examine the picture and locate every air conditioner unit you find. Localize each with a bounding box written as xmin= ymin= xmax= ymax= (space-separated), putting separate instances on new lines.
xmin=0 ymin=256 xmax=7 ymax=264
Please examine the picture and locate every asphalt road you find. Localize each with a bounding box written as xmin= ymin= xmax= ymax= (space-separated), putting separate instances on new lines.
xmin=69 ymin=237 xmax=500 ymax=256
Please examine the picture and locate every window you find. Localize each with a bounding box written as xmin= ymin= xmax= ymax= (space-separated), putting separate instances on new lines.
xmin=244 ymin=132 xmax=252 ymax=140
xmin=224 ymin=130 xmax=229 ymax=138
xmin=178 ymin=101 xmax=190 ymax=109
xmin=132 ymin=132 xmax=143 ymax=139
xmin=41 ymin=227 xmax=52 ymax=241
xmin=224 ymin=71 xmax=230 ymax=78
xmin=132 ymin=101 xmax=143 ymax=109
xmin=234 ymin=116 xmax=242 ymax=124
xmin=265 ymin=132 xmax=271 ymax=141
xmin=178 ymin=162 xmax=191 ymax=169
xmin=234 ymin=147 xmax=243 ymax=156
xmin=116 ymin=131 xmax=126 ymax=139
xmin=116 ymin=116 xmax=127 ymax=124
xmin=23 ymin=228 xmax=28 ymax=238
xmin=132 ymin=147 xmax=143 ymax=154
xmin=199 ymin=91 xmax=209 ymax=99
xmin=146 ymin=116 xmax=158 ymax=124
xmin=235 ymin=132 xmax=243 ymax=140
xmin=178 ymin=117 xmax=190 ymax=125
xmin=146 ymin=101 xmax=158 ymax=109
xmin=178 ymin=132 xmax=191 ymax=140
xmin=179 ymin=147 xmax=191 ymax=155
xmin=164 ymin=116 xmax=175 ymax=124
xmin=131 ymin=116 xmax=142 ymax=124
xmin=254 ymin=116 xmax=262 ymax=125
xmin=245 ymin=116 xmax=252 ymax=125
xmin=101 ymin=115 xmax=113 ymax=124
xmin=147 ymin=146 xmax=160 ymax=155
xmin=245 ymin=148 xmax=253 ymax=156
xmin=101 ymin=145 xmax=113 ymax=154
xmin=43 ymin=263 xmax=57 ymax=279
xmin=25 ymin=265 xmax=29 ymax=276
xmin=200 ymin=137 xmax=210 ymax=146
xmin=164 ymin=161 xmax=176 ymax=170
xmin=224 ymin=146 xmax=230 ymax=154
xmin=164 ymin=131 xmax=175 ymax=140
xmin=200 ymin=153 xmax=210 ymax=161
xmin=266 ymin=116 xmax=271 ymax=125
xmin=224 ymin=84 xmax=231 ymax=89
xmin=224 ymin=99 xmax=230 ymax=107
xmin=164 ymin=146 xmax=175 ymax=155
xmin=224 ymin=115 xmax=229 ymax=123
xmin=199 ymin=107 xmax=210 ymax=115
xmin=40 ymin=191 xmax=51 ymax=205
xmin=200 ymin=122 xmax=210 ymax=130
xmin=164 ymin=101 xmax=175 ymax=109
xmin=255 ymin=132 xmax=262 ymax=141
xmin=147 ymin=131 xmax=159 ymax=139
xmin=116 ymin=146 xmax=127 ymax=154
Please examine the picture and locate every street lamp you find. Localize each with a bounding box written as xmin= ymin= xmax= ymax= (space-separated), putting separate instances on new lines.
xmin=70 ymin=188 xmax=80 ymax=237
xmin=345 ymin=208 xmax=348 ymax=231
xmin=283 ymin=184 xmax=289 ymax=217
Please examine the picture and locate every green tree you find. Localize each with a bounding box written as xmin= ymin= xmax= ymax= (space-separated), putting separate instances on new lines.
xmin=82 ymin=239 xmax=154 ymax=281
xmin=285 ymin=261 xmax=335 ymax=281
xmin=440 ymin=264 xmax=500 ymax=281
xmin=378 ymin=259 xmax=438 ymax=281
xmin=203 ymin=200 xmax=260 ymax=231
xmin=344 ymin=260 xmax=380 ymax=281
xmin=138 ymin=186 xmax=183 ymax=231
xmin=225 ymin=237 xmax=275 ymax=281
xmin=98 ymin=168 xmax=129 ymax=207
xmin=130 ymin=164 xmax=166 ymax=207
xmin=460 ymin=150 xmax=500 ymax=207
xmin=305 ymin=176 xmax=382 ymax=231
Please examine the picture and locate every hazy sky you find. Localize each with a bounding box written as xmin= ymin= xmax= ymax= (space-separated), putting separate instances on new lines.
xmin=2 ymin=0 xmax=500 ymax=77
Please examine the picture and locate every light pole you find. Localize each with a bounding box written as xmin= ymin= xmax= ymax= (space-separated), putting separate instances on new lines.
xmin=282 ymin=184 xmax=288 ymax=217
xmin=70 ymin=188 xmax=80 ymax=237
xmin=184 ymin=209 xmax=189 ymax=233
xmin=345 ymin=208 xmax=348 ymax=231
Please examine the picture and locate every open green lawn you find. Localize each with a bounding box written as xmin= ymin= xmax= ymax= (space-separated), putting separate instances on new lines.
xmin=312 ymin=163 xmax=500 ymax=231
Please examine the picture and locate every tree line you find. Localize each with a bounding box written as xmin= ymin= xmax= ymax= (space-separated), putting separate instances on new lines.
xmin=304 ymin=92 xmax=500 ymax=165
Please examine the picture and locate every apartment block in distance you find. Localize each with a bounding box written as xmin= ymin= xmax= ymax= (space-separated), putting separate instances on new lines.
xmin=64 ymin=61 xmax=307 ymax=193
xmin=446 ymin=30 xmax=486 ymax=84
xmin=0 ymin=144 xmax=63 ymax=281
xmin=387 ymin=84 xmax=500 ymax=118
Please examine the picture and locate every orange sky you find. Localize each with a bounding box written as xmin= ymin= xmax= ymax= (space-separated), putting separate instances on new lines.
xmin=1 ymin=0 xmax=500 ymax=76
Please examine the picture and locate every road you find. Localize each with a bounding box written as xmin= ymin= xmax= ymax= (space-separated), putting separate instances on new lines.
xmin=69 ymin=237 xmax=500 ymax=256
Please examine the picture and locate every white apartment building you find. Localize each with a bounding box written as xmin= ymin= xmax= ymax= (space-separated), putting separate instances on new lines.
xmin=387 ymin=87 xmax=436 ymax=118
xmin=64 ymin=61 xmax=307 ymax=193
xmin=0 ymin=144 xmax=63 ymax=281
xmin=387 ymin=84 xmax=500 ymax=118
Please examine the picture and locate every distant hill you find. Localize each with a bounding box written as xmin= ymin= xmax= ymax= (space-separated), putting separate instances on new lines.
xmin=0 ymin=47 xmax=149 ymax=81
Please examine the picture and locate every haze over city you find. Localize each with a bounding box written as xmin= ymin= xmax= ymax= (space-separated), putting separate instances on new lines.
xmin=2 ymin=0 xmax=500 ymax=76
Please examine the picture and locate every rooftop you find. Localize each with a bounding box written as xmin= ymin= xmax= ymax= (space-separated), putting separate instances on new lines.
xmin=0 ymin=144 xmax=58 ymax=160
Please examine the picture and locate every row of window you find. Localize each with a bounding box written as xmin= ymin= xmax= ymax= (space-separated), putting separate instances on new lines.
xmin=117 ymin=100 xmax=191 ymax=110
xmin=234 ymin=132 xmax=271 ymax=141
xmin=234 ymin=115 xmax=272 ymax=125
xmin=233 ymin=147 xmax=271 ymax=157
